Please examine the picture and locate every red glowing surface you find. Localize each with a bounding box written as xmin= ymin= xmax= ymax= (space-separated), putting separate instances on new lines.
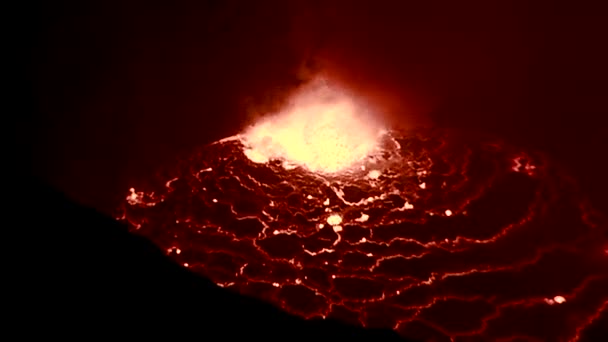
xmin=118 ymin=85 xmax=607 ymax=340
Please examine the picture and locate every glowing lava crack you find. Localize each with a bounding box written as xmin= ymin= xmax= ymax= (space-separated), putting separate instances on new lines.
xmin=118 ymin=85 xmax=607 ymax=341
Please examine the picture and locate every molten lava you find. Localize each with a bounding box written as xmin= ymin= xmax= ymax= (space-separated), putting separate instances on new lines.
xmin=241 ymin=80 xmax=385 ymax=173
xmin=118 ymin=90 xmax=607 ymax=341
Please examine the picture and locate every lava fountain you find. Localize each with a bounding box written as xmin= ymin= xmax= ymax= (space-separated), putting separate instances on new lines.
xmin=119 ymin=79 xmax=607 ymax=341
xmin=241 ymin=79 xmax=386 ymax=174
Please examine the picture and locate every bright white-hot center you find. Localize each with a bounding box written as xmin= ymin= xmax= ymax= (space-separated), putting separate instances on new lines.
xmin=241 ymin=79 xmax=385 ymax=173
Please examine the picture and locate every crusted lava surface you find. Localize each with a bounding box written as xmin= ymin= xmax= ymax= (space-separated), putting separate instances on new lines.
xmin=119 ymin=128 xmax=607 ymax=341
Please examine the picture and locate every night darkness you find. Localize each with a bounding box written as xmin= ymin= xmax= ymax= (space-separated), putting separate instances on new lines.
xmin=14 ymin=0 xmax=608 ymax=340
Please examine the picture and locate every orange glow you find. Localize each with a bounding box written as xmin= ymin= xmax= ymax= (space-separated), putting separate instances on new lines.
xmin=326 ymin=213 xmax=343 ymax=226
xmin=241 ymin=78 xmax=385 ymax=173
